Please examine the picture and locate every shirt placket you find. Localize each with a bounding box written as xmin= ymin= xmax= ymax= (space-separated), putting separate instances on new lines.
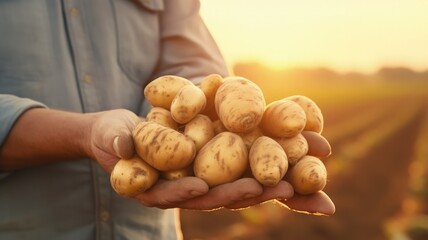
xmin=62 ymin=1 xmax=113 ymax=240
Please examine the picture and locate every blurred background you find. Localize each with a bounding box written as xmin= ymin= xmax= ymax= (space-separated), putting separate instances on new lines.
xmin=180 ymin=1 xmax=428 ymax=239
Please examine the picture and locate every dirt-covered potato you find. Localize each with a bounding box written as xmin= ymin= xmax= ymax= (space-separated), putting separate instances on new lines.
xmin=274 ymin=133 xmax=308 ymax=165
xmin=249 ymin=136 xmax=289 ymax=186
xmin=193 ymin=132 xmax=248 ymax=187
xmin=146 ymin=107 xmax=178 ymax=130
xmin=183 ymin=114 xmax=215 ymax=152
xmin=171 ymin=84 xmax=206 ymax=124
xmin=286 ymin=95 xmax=324 ymax=133
xmin=215 ymin=76 xmax=266 ymax=133
xmin=144 ymin=75 xmax=193 ymax=109
xmin=110 ymin=156 xmax=159 ymax=197
xmin=260 ymin=99 xmax=307 ymax=138
xmin=132 ymin=121 xmax=196 ymax=171
xmin=286 ymin=155 xmax=327 ymax=195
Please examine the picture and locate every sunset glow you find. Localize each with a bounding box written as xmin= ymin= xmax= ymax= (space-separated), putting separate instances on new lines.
xmin=200 ymin=0 xmax=428 ymax=73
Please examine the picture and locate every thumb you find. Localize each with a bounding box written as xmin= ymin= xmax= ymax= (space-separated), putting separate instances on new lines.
xmin=113 ymin=134 xmax=135 ymax=160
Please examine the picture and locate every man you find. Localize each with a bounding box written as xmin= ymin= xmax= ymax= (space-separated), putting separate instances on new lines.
xmin=0 ymin=0 xmax=334 ymax=239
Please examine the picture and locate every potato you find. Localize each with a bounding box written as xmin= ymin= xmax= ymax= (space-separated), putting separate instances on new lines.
xmin=193 ymin=132 xmax=248 ymax=187
xmin=286 ymin=155 xmax=327 ymax=195
xmin=274 ymin=133 xmax=308 ymax=165
xmin=171 ymin=84 xmax=206 ymax=124
xmin=144 ymin=75 xmax=193 ymax=109
xmin=110 ymin=156 xmax=159 ymax=197
xmin=260 ymin=99 xmax=306 ymax=138
xmin=183 ymin=114 xmax=215 ymax=152
xmin=239 ymin=127 xmax=264 ymax=151
xmin=161 ymin=166 xmax=193 ymax=180
xmin=200 ymin=74 xmax=224 ymax=121
xmin=212 ymin=119 xmax=227 ymax=135
xmin=286 ymin=95 xmax=324 ymax=133
xmin=146 ymin=107 xmax=178 ymax=130
xmin=215 ymin=76 xmax=265 ymax=133
xmin=132 ymin=121 xmax=196 ymax=171
xmin=249 ymin=136 xmax=289 ymax=186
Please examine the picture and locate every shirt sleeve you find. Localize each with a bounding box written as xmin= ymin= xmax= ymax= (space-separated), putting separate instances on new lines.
xmin=152 ymin=0 xmax=229 ymax=85
xmin=0 ymin=94 xmax=47 ymax=147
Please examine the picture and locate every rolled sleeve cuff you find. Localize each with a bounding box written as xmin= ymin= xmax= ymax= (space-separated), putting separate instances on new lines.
xmin=0 ymin=94 xmax=47 ymax=146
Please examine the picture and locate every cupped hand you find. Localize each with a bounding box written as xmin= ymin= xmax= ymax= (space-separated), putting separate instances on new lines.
xmin=87 ymin=109 xmax=141 ymax=173
xmin=275 ymin=130 xmax=335 ymax=215
xmin=135 ymin=177 xmax=293 ymax=210
xmin=87 ymin=110 xmax=335 ymax=215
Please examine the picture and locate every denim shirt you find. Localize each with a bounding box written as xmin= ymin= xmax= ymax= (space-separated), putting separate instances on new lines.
xmin=0 ymin=0 xmax=228 ymax=239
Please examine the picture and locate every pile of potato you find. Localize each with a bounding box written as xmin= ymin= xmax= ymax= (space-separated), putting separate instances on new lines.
xmin=110 ymin=74 xmax=328 ymax=198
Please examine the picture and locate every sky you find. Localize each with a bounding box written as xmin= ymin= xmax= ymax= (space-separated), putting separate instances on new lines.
xmin=199 ymin=0 xmax=428 ymax=74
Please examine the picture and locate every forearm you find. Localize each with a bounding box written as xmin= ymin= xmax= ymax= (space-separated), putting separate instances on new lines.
xmin=0 ymin=108 xmax=96 ymax=171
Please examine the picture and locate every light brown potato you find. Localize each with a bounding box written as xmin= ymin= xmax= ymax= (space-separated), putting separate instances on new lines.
xmin=171 ymin=84 xmax=206 ymax=124
xmin=161 ymin=166 xmax=193 ymax=180
xmin=212 ymin=119 xmax=227 ymax=135
xmin=183 ymin=114 xmax=215 ymax=152
xmin=132 ymin=121 xmax=196 ymax=171
xmin=215 ymin=76 xmax=266 ymax=133
xmin=239 ymin=127 xmax=264 ymax=151
xmin=144 ymin=75 xmax=193 ymax=109
xmin=146 ymin=107 xmax=178 ymax=130
xmin=249 ymin=136 xmax=289 ymax=186
xmin=286 ymin=155 xmax=327 ymax=195
xmin=274 ymin=133 xmax=309 ymax=165
xmin=286 ymin=95 xmax=324 ymax=133
xmin=110 ymin=156 xmax=159 ymax=197
xmin=200 ymin=74 xmax=224 ymax=121
xmin=260 ymin=99 xmax=306 ymax=138
xmin=193 ymin=132 xmax=248 ymax=187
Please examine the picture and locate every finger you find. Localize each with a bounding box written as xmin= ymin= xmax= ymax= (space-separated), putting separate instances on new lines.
xmin=134 ymin=177 xmax=209 ymax=207
xmin=113 ymin=134 xmax=135 ymax=160
xmin=173 ymin=178 xmax=264 ymax=210
xmin=302 ymin=131 xmax=331 ymax=158
xmin=226 ymin=180 xmax=294 ymax=210
xmin=276 ymin=191 xmax=336 ymax=216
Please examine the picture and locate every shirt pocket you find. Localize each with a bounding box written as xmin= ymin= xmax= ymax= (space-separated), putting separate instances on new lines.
xmin=112 ymin=0 xmax=164 ymax=85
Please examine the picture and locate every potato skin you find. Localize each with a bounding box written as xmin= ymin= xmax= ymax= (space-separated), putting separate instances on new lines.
xmin=144 ymin=75 xmax=193 ymax=109
xmin=132 ymin=121 xmax=196 ymax=171
xmin=183 ymin=114 xmax=215 ymax=152
xmin=171 ymin=84 xmax=206 ymax=124
xmin=146 ymin=107 xmax=178 ymax=130
xmin=274 ymin=133 xmax=308 ymax=165
xmin=200 ymin=74 xmax=224 ymax=121
xmin=215 ymin=76 xmax=266 ymax=133
xmin=286 ymin=95 xmax=324 ymax=133
xmin=212 ymin=119 xmax=227 ymax=135
xmin=110 ymin=156 xmax=159 ymax=197
xmin=239 ymin=127 xmax=264 ymax=151
xmin=249 ymin=136 xmax=289 ymax=186
xmin=286 ymin=155 xmax=327 ymax=195
xmin=193 ymin=132 xmax=248 ymax=187
xmin=260 ymin=99 xmax=307 ymax=138
xmin=161 ymin=166 xmax=193 ymax=180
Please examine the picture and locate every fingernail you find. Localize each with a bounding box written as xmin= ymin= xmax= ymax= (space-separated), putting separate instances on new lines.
xmin=113 ymin=136 xmax=122 ymax=158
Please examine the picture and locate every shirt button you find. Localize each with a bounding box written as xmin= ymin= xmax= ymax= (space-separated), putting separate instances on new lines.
xmin=69 ymin=7 xmax=78 ymax=17
xmin=100 ymin=211 xmax=110 ymax=222
xmin=83 ymin=74 xmax=93 ymax=84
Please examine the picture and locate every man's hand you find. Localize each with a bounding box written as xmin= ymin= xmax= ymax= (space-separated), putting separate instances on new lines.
xmin=88 ymin=109 xmax=334 ymax=215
